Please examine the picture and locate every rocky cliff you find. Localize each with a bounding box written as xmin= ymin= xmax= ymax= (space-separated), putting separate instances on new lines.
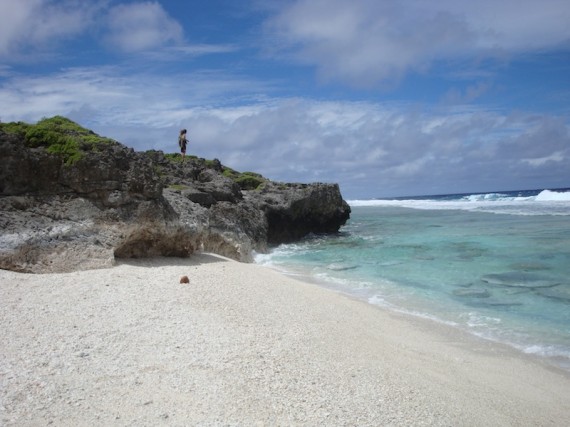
xmin=0 ymin=116 xmax=350 ymax=273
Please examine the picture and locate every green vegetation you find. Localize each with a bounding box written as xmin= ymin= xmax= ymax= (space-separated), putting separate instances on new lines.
xmin=163 ymin=154 xmax=267 ymax=190
xmin=1 ymin=117 xmax=270 ymax=189
xmin=164 ymin=153 xmax=198 ymax=162
xmin=222 ymin=167 xmax=240 ymax=179
xmin=168 ymin=184 xmax=190 ymax=191
xmin=0 ymin=116 xmax=114 ymax=165
xmin=0 ymin=121 xmax=29 ymax=137
xmin=204 ymin=159 xmax=219 ymax=168
xmin=222 ymin=167 xmax=266 ymax=189
xmin=233 ymin=171 xmax=266 ymax=191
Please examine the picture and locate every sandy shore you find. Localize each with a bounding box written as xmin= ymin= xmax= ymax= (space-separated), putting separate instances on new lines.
xmin=1 ymin=254 xmax=569 ymax=426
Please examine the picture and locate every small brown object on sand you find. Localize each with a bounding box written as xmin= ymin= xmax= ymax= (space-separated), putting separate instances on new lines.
xmin=180 ymin=275 xmax=189 ymax=284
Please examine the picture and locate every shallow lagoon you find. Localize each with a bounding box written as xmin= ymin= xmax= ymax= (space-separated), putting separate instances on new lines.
xmin=257 ymin=190 xmax=570 ymax=369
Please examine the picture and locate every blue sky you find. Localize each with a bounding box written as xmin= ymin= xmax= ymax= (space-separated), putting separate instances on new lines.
xmin=1 ymin=0 xmax=569 ymax=198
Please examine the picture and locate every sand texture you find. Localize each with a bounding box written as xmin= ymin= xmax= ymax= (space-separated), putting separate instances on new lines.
xmin=1 ymin=254 xmax=569 ymax=426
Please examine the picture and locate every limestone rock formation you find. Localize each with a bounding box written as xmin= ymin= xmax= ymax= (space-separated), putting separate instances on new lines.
xmin=248 ymin=181 xmax=352 ymax=243
xmin=0 ymin=117 xmax=350 ymax=273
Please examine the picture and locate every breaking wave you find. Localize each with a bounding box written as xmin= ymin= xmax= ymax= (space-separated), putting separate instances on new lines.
xmin=348 ymin=189 xmax=570 ymax=216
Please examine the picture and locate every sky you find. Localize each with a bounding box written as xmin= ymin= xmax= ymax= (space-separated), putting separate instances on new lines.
xmin=1 ymin=0 xmax=569 ymax=199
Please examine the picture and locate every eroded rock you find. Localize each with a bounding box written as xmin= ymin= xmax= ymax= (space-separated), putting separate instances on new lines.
xmin=0 ymin=118 xmax=350 ymax=273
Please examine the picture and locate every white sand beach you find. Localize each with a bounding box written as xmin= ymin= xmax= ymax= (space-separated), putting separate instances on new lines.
xmin=1 ymin=253 xmax=569 ymax=426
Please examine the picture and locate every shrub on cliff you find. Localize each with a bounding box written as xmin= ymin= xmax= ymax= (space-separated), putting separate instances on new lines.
xmin=0 ymin=116 xmax=114 ymax=165
xmin=164 ymin=153 xmax=198 ymax=163
xmin=235 ymin=172 xmax=266 ymax=190
xmin=223 ymin=168 xmax=266 ymax=190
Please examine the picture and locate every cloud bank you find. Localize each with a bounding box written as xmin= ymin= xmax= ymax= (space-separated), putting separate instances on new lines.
xmin=4 ymin=65 xmax=567 ymax=197
xmin=1 ymin=1 xmax=568 ymax=197
xmin=0 ymin=0 xmax=189 ymax=58
xmin=0 ymin=0 xmax=102 ymax=57
xmin=105 ymin=2 xmax=184 ymax=52
xmin=266 ymin=0 xmax=570 ymax=86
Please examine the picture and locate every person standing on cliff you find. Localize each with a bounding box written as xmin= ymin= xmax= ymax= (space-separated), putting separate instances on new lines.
xmin=178 ymin=129 xmax=188 ymax=161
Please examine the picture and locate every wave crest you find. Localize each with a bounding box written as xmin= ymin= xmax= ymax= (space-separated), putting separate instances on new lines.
xmin=348 ymin=189 xmax=570 ymax=215
xmin=535 ymin=189 xmax=570 ymax=201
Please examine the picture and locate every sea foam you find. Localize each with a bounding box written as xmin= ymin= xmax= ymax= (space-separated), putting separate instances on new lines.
xmin=348 ymin=189 xmax=570 ymax=215
xmin=535 ymin=189 xmax=570 ymax=201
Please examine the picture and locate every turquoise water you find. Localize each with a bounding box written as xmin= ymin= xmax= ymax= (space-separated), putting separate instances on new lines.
xmin=256 ymin=189 xmax=570 ymax=369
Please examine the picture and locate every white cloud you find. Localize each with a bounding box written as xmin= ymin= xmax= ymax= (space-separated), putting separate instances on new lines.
xmin=173 ymin=44 xmax=238 ymax=56
xmin=165 ymin=101 xmax=569 ymax=197
xmin=0 ymin=1 xmax=189 ymax=59
xmin=0 ymin=0 xmax=103 ymax=57
xmin=523 ymin=151 xmax=564 ymax=167
xmin=265 ymin=0 xmax=570 ymax=87
xmin=105 ymin=1 xmax=183 ymax=52
xmin=1 ymin=66 xmax=568 ymax=198
xmin=0 ymin=0 xmax=39 ymax=55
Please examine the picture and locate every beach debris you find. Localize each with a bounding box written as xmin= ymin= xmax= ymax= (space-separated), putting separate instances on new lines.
xmin=481 ymin=272 xmax=560 ymax=288
xmin=180 ymin=275 xmax=190 ymax=284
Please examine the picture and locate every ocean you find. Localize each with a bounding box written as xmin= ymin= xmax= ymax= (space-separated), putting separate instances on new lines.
xmin=255 ymin=188 xmax=570 ymax=370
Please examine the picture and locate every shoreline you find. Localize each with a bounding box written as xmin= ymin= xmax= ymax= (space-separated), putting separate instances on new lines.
xmin=1 ymin=254 xmax=569 ymax=425
xmin=257 ymin=257 xmax=570 ymax=374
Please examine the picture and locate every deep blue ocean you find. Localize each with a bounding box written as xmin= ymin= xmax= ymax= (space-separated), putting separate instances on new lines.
xmin=255 ymin=188 xmax=570 ymax=370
